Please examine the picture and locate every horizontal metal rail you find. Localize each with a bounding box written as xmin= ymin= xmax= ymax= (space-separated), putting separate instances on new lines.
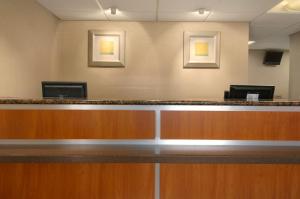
xmin=0 ymin=139 xmax=300 ymax=146
xmin=0 ymin=140 xmax=300 ymax=163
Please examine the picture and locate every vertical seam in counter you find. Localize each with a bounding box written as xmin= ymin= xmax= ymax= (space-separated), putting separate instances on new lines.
xmin=155 ymin=110 xmax=161 ymax=199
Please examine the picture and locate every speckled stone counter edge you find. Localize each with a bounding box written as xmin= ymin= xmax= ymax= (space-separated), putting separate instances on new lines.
xmin=0 ymin=99 xmax=300 ymax=106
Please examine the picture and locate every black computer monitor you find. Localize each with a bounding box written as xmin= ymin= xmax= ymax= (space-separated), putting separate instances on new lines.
xmin=42 ymin=81 xmax=87 ymax=99
xmin=229 ymin=85 xmax=275 ymax=100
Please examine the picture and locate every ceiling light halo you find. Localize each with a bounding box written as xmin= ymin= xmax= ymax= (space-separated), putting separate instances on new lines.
xmin=268 ymin=0 xmax=300 ymax=13
xmin=285 ymin=1 xmax=300 ymax=12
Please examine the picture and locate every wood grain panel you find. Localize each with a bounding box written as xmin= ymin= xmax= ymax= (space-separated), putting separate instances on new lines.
xmin=161 ymin=111 xmax=300 ymax=140
xmin=161 ymin=164 xmax=300 ymax=199
xmin=0 ymin=110 xmax=154 ymax=139
xmin=0 ymin=163 xmax=154 ymax=199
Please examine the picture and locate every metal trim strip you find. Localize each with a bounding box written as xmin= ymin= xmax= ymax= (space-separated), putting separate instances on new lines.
xmin=0 ymin=139 xmax=300 ymax=147
xmin=0 ymin=104 xmax=300 ymax=112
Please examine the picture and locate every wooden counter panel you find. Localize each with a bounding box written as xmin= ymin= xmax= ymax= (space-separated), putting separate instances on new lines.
xmin=161 ymin=164 xmax=300 ymax=199
xmin=0 ymin=163 xmax=154 ymax=199
xmin=161 ymin=111 xmax=300 ymax=140
xmin=0 ymin=110 xmax=154 ymax=139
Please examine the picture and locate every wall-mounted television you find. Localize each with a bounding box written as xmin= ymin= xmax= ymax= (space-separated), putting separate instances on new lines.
xmin=42 ymin=81 xmax=87 ymax=99
xmin=263 ymin=50 xmax=283 ymax=66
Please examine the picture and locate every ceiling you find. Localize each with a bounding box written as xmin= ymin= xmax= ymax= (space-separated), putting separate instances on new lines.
xmin=36 ymin=0 xmax=300 ymax=50
xmin=250 ymin=11 xmax=300 ymax=50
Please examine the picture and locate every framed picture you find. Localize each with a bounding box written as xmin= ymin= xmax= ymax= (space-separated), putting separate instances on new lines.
xmin=88 ymin=30 xmax=125 ymax=67
xmin=184 ymin=31 xmax=220 ymax=68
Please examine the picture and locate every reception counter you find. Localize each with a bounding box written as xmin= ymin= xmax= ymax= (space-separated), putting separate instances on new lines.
xmin=1 ymin=99 xmax=300 ymax=198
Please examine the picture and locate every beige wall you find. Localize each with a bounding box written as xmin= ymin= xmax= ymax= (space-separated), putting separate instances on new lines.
xmin=0 ymin=3 xmax=249 ymax=100
xmin=0 ymin=0 xmax=59 ymax=98
xmin=55 ymin=21 xmax=249 ymax=99
xmin=248 ymin=50 xmax=290 ymax=99
xmin=290 ymin=32 xmax=300 ymax=99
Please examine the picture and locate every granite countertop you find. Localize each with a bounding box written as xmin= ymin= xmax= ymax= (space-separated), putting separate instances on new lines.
xmin=0 ymin=98 xmax=300 ymax=106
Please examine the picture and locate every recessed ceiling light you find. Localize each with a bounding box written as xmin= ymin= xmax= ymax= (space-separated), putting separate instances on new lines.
xmin=198 ymin=8 xmax=210 ymax=15
xmin=248 ymin=41 xmax=256 ymax=45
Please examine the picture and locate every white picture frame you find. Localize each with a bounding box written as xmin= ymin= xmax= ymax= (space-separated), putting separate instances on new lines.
xmin=88 ymin=30 xmax=125 ymax=67
xmin=184 ymin=31 xmax=220 ymax=68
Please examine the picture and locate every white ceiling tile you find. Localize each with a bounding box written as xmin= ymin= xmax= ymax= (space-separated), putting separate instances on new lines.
xmin=213 ymin=0 xmax=281 ymax=13
xmin=99 ymin=0 xmax=157 ymax=12
xmin=158 ymin=12 xmax=208 ymax=22
xmin=35 ymin=0 xmax=300 ymax=50
xmin=105 ymin=11 xmax=156 ymax=21
xmin=37 ymin=0 xmax=100 ymax=11
xmin=207 ymin=12 xmax=258 ymax=22
xmin=37 ymin=0 xmax=106 ymax=20
xmin=252 ymin=13 xmax=300 ymax=27
xmin=158 ymin=0 xmax=218 ymax=12
xmin=53 ymin=10 xmax=107 ymax=20
xmin=251 ymin=12 xmax=300 ymax=49
xmin=158 ymin=0 xmax=280 ymax=13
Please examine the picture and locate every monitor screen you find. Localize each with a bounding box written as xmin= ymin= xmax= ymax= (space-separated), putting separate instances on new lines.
xmin=42 ymin=81 xmax=87 ymax=99
xmin=229 ymin=85 xmax=275 ymax=100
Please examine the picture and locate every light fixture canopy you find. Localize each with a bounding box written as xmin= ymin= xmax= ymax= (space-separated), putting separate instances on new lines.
xmin=198 ymin=8 xmax=210 ymax=15
xmin=248 ymin=41 xmax=256 ymax=45
xmin=110 ymin=7 xmax=117 ymax=15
